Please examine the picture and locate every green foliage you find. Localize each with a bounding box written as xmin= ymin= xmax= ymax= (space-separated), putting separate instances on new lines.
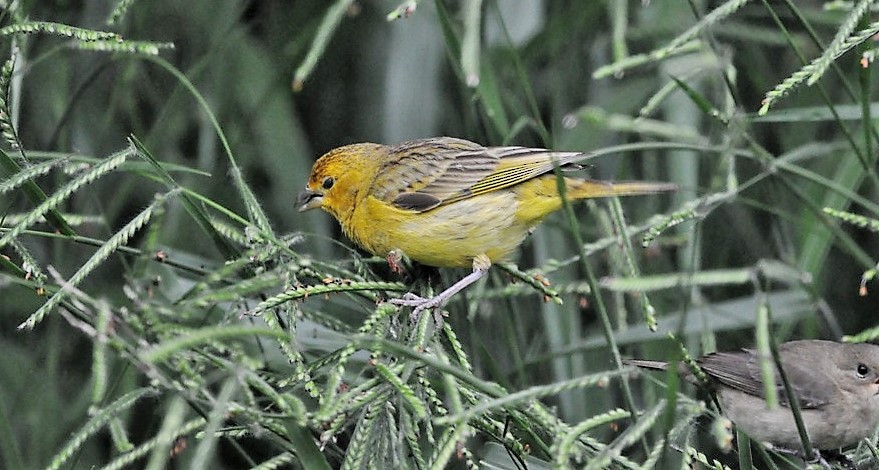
xmin=2 ymin=1 xmax=879 ymax=469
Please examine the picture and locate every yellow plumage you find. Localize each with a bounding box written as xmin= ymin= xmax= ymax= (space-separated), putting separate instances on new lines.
xmin=298 ymin=137 xmax=675 ymax=314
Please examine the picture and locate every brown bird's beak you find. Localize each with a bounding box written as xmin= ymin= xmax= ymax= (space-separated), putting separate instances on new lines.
xmin=297 ymin=188 xmax=323 ymax=212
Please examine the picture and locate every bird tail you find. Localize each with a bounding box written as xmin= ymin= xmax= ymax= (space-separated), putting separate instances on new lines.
xmin=624 ymin=359 xmax=670 ymax=371
xmin=566 ymin=179 xmax=677 ymax=200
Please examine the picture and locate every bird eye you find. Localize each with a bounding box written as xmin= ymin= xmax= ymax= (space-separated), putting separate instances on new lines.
xmin=857 ymin=363 xmax=870 ymax=378
xmin=322 ymin=177 xmax=335 ymax=190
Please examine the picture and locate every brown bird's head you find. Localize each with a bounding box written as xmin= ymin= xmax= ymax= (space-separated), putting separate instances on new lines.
xmin=833 ymin=342 xmax=879 ymax=397
xmin=298 ymin=143 xmax=386 ymax=221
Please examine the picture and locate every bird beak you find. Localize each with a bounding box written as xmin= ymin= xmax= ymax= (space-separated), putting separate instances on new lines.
xmin=297 ymin=188 xmax=323 ymax=212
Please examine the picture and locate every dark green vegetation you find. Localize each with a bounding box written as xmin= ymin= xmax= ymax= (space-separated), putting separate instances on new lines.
xmin=1 ymin=1 xmax=878 ymax=468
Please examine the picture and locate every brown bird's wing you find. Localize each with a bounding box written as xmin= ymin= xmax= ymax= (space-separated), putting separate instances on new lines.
xmin=371 ymin=137 xmax=589 ymax=212
xmin=699 ymin=346 xmax=832 ymax=409
xmin=698 ymin=350 xmax=766 ymax=397
xmin=774 ymin=341 xmax=840 ymax=408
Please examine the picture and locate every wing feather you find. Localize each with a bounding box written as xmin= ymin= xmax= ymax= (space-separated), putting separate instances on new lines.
xmin=698 ymin=350 xmax=765 ymax=397
xmin=450 ymin=146 xmax=590 ymax=201
xmin=370 ymin=137 xmax=593 ymax=212
xmin=699 ymin=344 xmax=835 ymax=409
xmin=368 ymin=138 xmax=498 ymax=207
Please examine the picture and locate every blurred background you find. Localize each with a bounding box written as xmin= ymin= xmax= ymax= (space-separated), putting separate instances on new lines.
xmin=2 ymin=0 xmax=879 ymax=468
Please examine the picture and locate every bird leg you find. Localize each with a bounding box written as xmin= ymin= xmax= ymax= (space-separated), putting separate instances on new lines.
xmin=818 ymin=450 xmax=856 ymax=470
xmin=806 ymin=451 xmax=832 ymax=470
xmin=767 ymin=446 xmax=832 ymax=470
xmin=390 ymin=254 xmax=491 ymax=322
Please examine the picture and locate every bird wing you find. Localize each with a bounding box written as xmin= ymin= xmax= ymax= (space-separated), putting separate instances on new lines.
xmin=451 ymin=146 xmax=586 ymax=203
xmin=698 ymin=350 xmax=767 ymax=397
xmin=372 ymin=137 xmax=588 ymax=212
xmin=699 ymin=347 xmax=831 ymax=409
xmin=370 ymin=138 xmax=498 ymax=211
xmin=773 ymin=341 xmax=838 ymax=408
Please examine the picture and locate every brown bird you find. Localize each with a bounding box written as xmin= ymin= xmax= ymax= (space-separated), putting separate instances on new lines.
xmin=629 ymin=340 xmax=879 ymax=462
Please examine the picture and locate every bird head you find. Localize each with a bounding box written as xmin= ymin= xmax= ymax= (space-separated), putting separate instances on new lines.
xmin=836 ymin=342 xmax=879 ymax=397
xmin=298 ymin=143 xmax=385 ymax=221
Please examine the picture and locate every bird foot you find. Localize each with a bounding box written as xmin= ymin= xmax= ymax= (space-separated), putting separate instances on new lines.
xmin=806 ymin=452 xmax=832 ymax=470
xmin=390 ymin=292 xmax=429 ymax=306
xmin=390 ymin=258 xmax=489 ymax=324
xmin=816 ymin=449 xmax=856 ymax=470
xmin=390 ymin=292 xmax=445 ymax=324
xmin=389 ymin=293 xmax=448 ymax=328
xmin=769 ymin=447 xmax=847 ymax=470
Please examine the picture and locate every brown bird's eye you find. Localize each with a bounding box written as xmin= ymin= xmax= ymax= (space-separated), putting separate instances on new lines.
xmin=857 ymin=363 xmax=870 ymax=378
xmin=322 ymin=177 xmax=335 ymax=190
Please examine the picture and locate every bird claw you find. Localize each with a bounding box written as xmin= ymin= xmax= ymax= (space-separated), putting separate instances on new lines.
xmin=772 ymin=447 xmax=839 ymax=470
xmin=407 ymin=303 xmax=447 ymax=328
xmin=389 ymin=292 xmax=429 ymax=306
xmin=811 ymin=449 xmax=856 ymax=470
xmin=389 ymin=293 xmax=446 ymax=325
xmin=390 ymin=294 xmax=441 ymax=312
xmin=806 ymin=451 xmax=832 ymax=470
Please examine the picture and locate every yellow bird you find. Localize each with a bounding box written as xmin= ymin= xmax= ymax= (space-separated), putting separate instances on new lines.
xmin=298 ymin=137 xmax=675 ymax=316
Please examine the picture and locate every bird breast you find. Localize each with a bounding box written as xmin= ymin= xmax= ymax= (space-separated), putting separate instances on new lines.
xmin=348 ymin=191 xmax=533 ymax=268
xmin=719 ymin=386 xmax=879 ymax=450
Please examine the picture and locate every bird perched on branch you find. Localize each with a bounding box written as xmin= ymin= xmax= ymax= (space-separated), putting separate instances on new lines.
xmin=628 ymin=340 xmax=879 ymax=467
xmin=298 ymin=137 xmax=675 ymax=317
